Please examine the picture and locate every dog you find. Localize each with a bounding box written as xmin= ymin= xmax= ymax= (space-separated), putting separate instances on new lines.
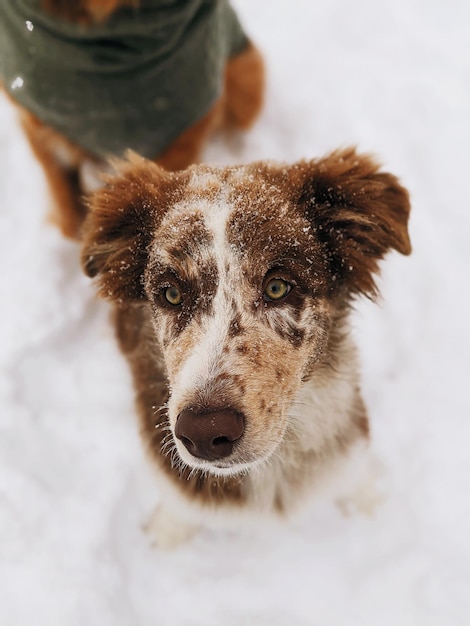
xmin=0 ymin=0 xmax=264 ymax=237
xmin=81 ymin=147 xmax=411 ymax=546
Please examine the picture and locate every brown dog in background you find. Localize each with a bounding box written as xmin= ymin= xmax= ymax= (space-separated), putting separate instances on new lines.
xmin=0 ymin=0 xmax=264 ymax=237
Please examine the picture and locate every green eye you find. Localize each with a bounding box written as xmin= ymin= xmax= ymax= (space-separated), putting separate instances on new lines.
xmin=164 ymin=285 xmax=182 ymax=306
xmin=264 ymin=278 xmax=291 ymax=301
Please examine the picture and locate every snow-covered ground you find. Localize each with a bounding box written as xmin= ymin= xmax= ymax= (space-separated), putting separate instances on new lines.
xmin=1 ymin=0 xmax=469 ymax=624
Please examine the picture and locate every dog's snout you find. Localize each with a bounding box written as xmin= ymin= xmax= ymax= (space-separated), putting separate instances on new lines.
xmin=175 ymin=408 xmax=245 ymax=461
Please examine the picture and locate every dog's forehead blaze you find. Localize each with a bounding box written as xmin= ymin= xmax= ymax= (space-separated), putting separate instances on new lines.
xmin=152 ymin=209 xmax=215 ymax=271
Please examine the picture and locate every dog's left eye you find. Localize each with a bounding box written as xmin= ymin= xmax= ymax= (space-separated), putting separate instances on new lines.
xmin=164 ymin=285 xmax=182 ymax=306
xmin=264 ymin=278 xmax=291 ymax=302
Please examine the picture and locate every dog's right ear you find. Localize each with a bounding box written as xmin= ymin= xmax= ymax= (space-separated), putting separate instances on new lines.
xmin=293 ymin=148 xmax=411 ymax=299
xmin=81 ymin=153 xmax=173 ymax=302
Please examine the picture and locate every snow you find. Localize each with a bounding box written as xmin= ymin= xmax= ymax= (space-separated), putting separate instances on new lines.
xmin=1 ymin=0 xmax=469 ymax=624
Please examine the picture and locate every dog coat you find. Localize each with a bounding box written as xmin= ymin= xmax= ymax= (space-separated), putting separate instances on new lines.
xmin=0 ymin=0 xmax=248 ymax=159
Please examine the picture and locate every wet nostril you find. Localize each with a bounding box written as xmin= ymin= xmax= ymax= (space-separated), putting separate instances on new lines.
xmin=179 ymin=435 xmax=194 ymax=452
xmin=175 ymin=407 xmax=245 ymax=461
xmin=212 ymin=436 xmax=230 ymax=446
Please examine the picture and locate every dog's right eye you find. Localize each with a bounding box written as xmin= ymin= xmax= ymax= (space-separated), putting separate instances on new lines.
xmin=164 ymin=285 xmax=182 ymax=306
xmin=263 ymin=277 xmax=291 ymax=302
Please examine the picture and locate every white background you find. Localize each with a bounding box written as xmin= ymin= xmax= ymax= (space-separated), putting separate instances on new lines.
xmin=0 ymin=0 xmax=469 ymax=624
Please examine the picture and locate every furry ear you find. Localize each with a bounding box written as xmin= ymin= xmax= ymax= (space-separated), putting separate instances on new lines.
xmin=296 ymin=147 xmax=411 ymax=298
xmin=81 ymin=152 xmax=174 ymax=302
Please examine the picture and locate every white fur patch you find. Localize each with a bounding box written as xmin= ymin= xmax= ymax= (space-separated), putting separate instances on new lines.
xmin=167 ymin=187 xmax=235 ymax=420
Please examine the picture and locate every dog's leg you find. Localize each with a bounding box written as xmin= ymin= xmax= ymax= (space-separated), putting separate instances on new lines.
xmin=144 ymin=504 xmax=199 ymax=550
xmin=19 ymin=110 xmax=90 ymax=239
xmin=223 ymin=42 xmax=265 ymax=130
xmin=155 ymin=100 xmax=225 ymax=171
xmin=155 ymin=42 xmax=264 ymax=172
xmin=335 ymin=447 xmax=387 ymax=518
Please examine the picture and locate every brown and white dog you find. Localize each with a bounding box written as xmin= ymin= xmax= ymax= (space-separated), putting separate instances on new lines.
xmin=81 ymin=147 xmax=411 ymax=546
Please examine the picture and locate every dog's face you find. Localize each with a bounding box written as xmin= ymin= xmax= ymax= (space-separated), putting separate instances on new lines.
xmin=142 ymin=170 xmax=334 ymax=476
xmin=82 ymin=149 xmax=411 ymax=476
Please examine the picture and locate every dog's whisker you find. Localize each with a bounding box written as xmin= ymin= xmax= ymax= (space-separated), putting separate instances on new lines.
xmin=160 ymin=439 xmax=175 ymax=456
xmin=152 ymin=412 xmax=169 ymax=423
xmin=161 ymin=443 xmax=175 ymax=457
xmin=150 ymin=417 xmax=170 ymax=434
xmin=162 ymin=437 xmax=177 ymax=457
xmin=187 ymin=466 xmax=199 ymax=481
xmin=152 ymin=404 xmax=167 ymax=414
xmin=160 ymin=431 xmax=172 ymax=445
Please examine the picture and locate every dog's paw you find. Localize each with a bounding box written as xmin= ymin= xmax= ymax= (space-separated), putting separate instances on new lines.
xmin=336 ymin=477 xmax=384 ymax=518
xmin=143 ymin=505 xmax=199 ymax=550
xmin=335 ymin=454 xmax=387 ymax=518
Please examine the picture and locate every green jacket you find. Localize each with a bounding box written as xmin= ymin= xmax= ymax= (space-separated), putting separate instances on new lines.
xmin=0 ymin=0 xmax=247 ymax=159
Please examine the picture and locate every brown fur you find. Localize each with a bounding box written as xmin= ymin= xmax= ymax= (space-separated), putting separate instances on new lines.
xmin=81 ymin=149 xmax=411 ymax=509
xmin=222 ymin=43 xmax=265 ymax=130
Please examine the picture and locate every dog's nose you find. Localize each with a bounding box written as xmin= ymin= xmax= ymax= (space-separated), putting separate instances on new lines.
xmin=175 ymin=408 xmax=244 ymax=461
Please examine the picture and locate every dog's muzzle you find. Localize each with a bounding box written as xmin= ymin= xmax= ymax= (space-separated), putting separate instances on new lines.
xmin=175 ymin=408 xmax=245 ymax=461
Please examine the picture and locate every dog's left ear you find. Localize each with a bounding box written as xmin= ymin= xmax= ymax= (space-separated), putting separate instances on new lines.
xmin=81 ymin=153 xmax=174 ymax=302
xmin=295 ymin=148 xmax=411 ymax=298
